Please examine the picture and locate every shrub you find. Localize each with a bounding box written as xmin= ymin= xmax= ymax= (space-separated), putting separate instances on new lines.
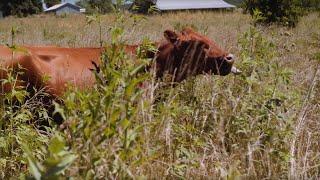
xmin=76 ymin=0 xmax=113 ymax=14
xmin=296 ymin=0 xmax=320 ymax=10
xmin=0 ymin=0 xmax=42 ymax=17
xmin=243 ymin=0 xmax=302 ymax=27
xmin=0 ymin=29 xmax=64 ymax=178
xmin=131 ymin=0 xmax=157 ymax=14
xmin=56 ymin=12 xmax=154 ymax=178
xmin=44 ymin=0 xmax=60 ymax=8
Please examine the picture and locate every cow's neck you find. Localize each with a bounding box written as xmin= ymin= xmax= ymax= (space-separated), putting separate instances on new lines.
xmin=99 ymin=43 xmax=158 ymax=59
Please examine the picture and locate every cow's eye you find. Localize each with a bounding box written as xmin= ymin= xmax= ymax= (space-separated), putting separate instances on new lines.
xmin=174 ymin=40 xmax=183 ymax=47
xmin=203 ymin=47 xmax=210 ymax=54
xmin=175 ymin=41 xmax=188 ymax=50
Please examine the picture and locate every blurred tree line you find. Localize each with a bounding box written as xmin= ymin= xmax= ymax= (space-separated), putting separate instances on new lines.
xmin=45 ymin=0 xmax=61 ymax=8
xmin=297 ymin=0 xmax=320 ymax=9
xmin=0 ymin=0 xmax=155 ymax=17
xmin=243 ymin=0 xmax=320 ymax=27
xmin=0 ymin=0 xmax=42 ymax=17
xmin=75 ymin=0 xmax=114 ymax=14
xmin=74 ymin=0 xmax=156 ymax=14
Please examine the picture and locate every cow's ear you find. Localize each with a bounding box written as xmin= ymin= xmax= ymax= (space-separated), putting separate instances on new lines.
xmin=164 ymin=30 xmax=178 ymax=44
xmin=181 ymin=27 xmax=194 ymax=35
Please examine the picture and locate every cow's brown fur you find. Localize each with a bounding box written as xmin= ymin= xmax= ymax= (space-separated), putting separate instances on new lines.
xmin=156 ymin=28 xmax=234 ymax=82
xmin=0 ymin=28 xmax=235 ymax=98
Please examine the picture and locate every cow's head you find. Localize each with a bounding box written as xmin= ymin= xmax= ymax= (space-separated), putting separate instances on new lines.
xmin=158 ymin=28 xmax=239 ymax=82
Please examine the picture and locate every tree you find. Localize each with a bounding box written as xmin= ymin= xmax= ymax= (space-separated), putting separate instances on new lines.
xmin=76 ymin=0 xmax=113 ymax=14
xmin=296 ymin=0 xmax=320 ymax=9
xmin=243 ymin=0 xmax=302 ymax=27
xmin=44 ymin=0 xmax=61 ymax=8
xmin=131 ymin=0 xmax=155 ymax=13
xmin=0 ymin=0 xmax=42 ymax=17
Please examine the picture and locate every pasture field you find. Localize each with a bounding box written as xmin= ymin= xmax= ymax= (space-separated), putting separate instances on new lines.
xmin=0 ymin=10 xmax=319 ymax=179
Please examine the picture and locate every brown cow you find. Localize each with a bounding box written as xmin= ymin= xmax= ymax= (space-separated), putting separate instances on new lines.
xmin=156 ymin=28 xmax=239 ymax=82
xmin=0 ymin=28 xmax=239 ymax=98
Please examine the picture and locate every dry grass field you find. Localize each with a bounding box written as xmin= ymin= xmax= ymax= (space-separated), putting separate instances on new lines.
xmin=0 ymin=10 xmax=319 ymax=179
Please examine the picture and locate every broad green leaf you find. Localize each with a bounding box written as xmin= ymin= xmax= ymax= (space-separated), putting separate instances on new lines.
xmin=53 ymin=101 xmax=66 ymax=121
xmin=44 ymin=154 xmax=77 ymax=178
xmin=48 ymin=135 xmax=65 ymax=155
xmin=27 ymin=156 xmax=42 ymax=180
xmin=120 ymin=118 xmax=131 ymax=129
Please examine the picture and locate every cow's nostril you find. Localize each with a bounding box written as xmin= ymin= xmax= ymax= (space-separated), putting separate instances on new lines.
xmin=226 ymin=54 xmax=233 ymax=59
xmin=225 ymin=54 xmax=234 ymax=63
xmin=226 ymin=56 xmax=232 ymax=60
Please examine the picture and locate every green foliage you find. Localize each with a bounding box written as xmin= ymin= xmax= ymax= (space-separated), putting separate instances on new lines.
xmin=229 ymin=27 xmax=299 ymax=175
xmin=59 ymin=12 xmax=152 ymax=178
xmin=131 ymin=0 xmax=157 ymax=14
xmin=0 ymin=62 xmax=73 ymax=179
xmin=224 ymin=0 xmax=245 ymax=6
xmin=0 ymin=0 xmax=42 ymax=17
xmin=296 ymin=0 xmax=320 ymax=10
xmin=0 ymin=65 xmax=53 ymax=178
xmin=1 ymin=10 xmax=318 ymax=179
xmin=44 ymin=0 xmax=60 ymax=8
xmin=0 ymin=27 xmax=58 ymax=178
xmin=243 ymin=0 xmax=302 ymax=27
xmin=22 ymin=133 xmax=76 ymax=179
xmin=153 ymin=26 xmax=300 ymax=178
xmin=76 ymin=0 xmax=113 ymax=14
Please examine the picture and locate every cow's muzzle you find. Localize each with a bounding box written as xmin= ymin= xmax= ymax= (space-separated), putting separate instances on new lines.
xmin=224 ymin=54 xmax=234 ymax=64
xmin=231 ymin=66 xmax=242 ymax=75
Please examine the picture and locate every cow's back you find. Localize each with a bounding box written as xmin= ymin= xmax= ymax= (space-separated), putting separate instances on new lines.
xmin=0 ymin=46 xmax=103 ymax=96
